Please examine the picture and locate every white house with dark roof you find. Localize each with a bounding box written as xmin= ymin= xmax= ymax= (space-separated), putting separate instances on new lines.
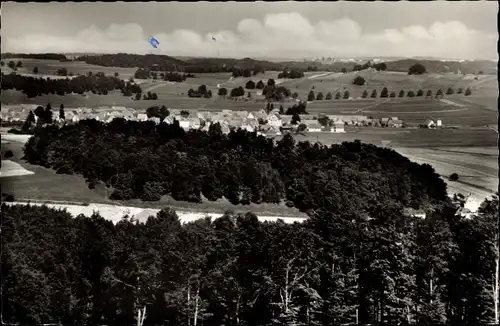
xmin=331 ymin=121 xmax=345 ymax=133
xmin=425 ymin=119 xmax=436 ymax=128
xmin=267 ymin=113 xmax=282 ymax=127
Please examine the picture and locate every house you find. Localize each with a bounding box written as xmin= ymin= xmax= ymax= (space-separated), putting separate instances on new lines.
xmin=253 ymin=110 xmax=268 ymax=120
xmin=381 ymin=118 xmax=390 ymax=127
xmin=331 ymin=121 xmax=345 ymax=133
xmin=425 ymin=119 xmax=436 ymax=128
xmin=241 ymin=123 xmax=255 ymax=132
xmin=266 ymin=125 xmax=282 ymax=136
xmin=149 ymin=117 xmax=161 ymax=125
xmin=267 ymin=114 xmax=282 ymax=127
xmin=122 ymin=111 xmax=136 ymax=121
xmin=307 ymin=123 xmax=323 ymax=132
xmin=391 ymin=119 xmax=403 ymax=128
xmin=137 ymin=113 xmax=148 ymax=122
xmin=455 ymin=194 xmax=481 ymax=219
xmin=201 ymin=121 xmax=212 ymax=132
xmin=247 ymin=112 xmax=256 ymax=120
xmin=221 ymin=124 xmax=230 ymax=134
xmin=197 ymin=111 xmax=211 ymax=120
xmin=391 ymin=116 xmax=399 ymax=121
xmin=188 ymin=117 xmax=201 ymax=129
xmin=436 ymin=119 xmax=442 ymax=127
xmin=281 ymin=115 xmax=293 ymax=126
xmin=163 ymin=116 xmax=175 ymax=124
xmin=177 ymin=118 xmax=190 ymax=130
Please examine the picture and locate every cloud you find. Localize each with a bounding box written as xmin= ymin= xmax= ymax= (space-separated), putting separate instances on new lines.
xmin=4 ymin=13 xmax=497 ymax=60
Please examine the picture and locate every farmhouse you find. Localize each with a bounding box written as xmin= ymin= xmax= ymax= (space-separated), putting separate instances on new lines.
xmin=436 ymin=119 xmax=443 ymax=127
xmin=149 ymin=117 xmax=161 ymax=125
xmin=391 ymin=119 xmax=403 ymax=128
xmin=280 ymin=115 xmax=292 ymax=126
xmin=267 ymin=114 xmax=283 ymax=127
xmin=331 ymin=121 xmax=345 ymax=133
xmin=381 ymin=118 xmax=390 ymax=127
xmin=425 ymin=119 xmax=436 ymax=128
xmin=137 ymin=113 xmax=148 ymax=122
xmin=188 ymin=117 xmax=201 ymax=129
xmin=177 ymin=118 xmax=190 ymax=130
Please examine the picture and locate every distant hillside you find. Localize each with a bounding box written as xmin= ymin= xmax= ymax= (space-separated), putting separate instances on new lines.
xmin=385 ymin=59 xmax=497 ymax=75
xmin=75 ymin=53 xmax=187 ymax=70
xmin=1 ymin=53 xmax=68 ymax=61
xmin=4 ymin=52 xmax=495 ymax=75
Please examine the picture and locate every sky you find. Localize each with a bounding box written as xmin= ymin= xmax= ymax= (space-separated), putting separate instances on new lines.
xmin=2 ymin=1 xmax=498 ymax=60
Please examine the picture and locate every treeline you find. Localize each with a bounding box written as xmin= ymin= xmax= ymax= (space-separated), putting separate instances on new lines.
xmin=231 ymin=68 xmax=263 ymax=78
xmin=1 ymin=53 xmax=68 ymax=60
xmin=188 ymin=85 xmax=213 ymax=98
xmin=352 ymin=61 xmax=388 ymax=72
xmin=1 ymin=72 xmax=141 ymax=98
xmin=76 ymin=53 xmax=187 ymax=71
xmin=2 ymin=193 xmax=498 ymax=325
xmin=76 ymin=53 xmax=271 ymax=74
xmin=308 ymin=86 xmax=472 ymax=101
xmin=134 ymin=68 xmax=195 ymax=81
xmin=24 ymin=119 xmax=446 ymax=211
xmin=277 ymin=69 xmax=305 ymax=79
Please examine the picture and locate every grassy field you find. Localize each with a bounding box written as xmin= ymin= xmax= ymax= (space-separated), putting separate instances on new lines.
xmin=286 ymin=127 xmax=498 ymax=148
xmin=393 ymin=147 xmax=498 ymax=202
xmin=2 ymin=58 xmax=138 ymax=78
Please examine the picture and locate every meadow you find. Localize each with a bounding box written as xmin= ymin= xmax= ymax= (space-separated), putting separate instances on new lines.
xmin=1 ymin=58 xmax=138 ymax=78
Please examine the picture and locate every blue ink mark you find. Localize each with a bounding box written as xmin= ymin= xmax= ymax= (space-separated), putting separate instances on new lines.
xmin=148 ymin=36 xmax=160 ymax=49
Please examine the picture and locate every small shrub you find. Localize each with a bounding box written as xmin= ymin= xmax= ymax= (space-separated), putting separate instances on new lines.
xmin=4 ymin=150 xmax=14 ymax=158
xmin=449 ymin=173 xmax=459 ymax=181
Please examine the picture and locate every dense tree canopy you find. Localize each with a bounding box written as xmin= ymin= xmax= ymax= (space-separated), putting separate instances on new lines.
xmin=408 ymin=63 xmax=427 ymax=75
xmin=1 ymin=72 xmax=141 ymax=98
xmin=2 ymin=193 xmax=498 ymax=325
xmin=277 ymin=69 xmax=305 ymax=79
xmin=24 ymin=120 xmax=447 ymax=212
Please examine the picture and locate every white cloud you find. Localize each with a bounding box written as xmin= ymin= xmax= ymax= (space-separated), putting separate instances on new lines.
xmin=3 ymin=13 xmax=496 ymax=60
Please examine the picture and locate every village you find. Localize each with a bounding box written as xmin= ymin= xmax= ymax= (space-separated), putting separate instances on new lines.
xmin=1 ymin=104 xmax=444 ymax=136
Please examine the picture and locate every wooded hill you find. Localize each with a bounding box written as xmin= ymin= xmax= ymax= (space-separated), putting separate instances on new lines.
xmin=23 ymin=119 xmax=447 ymax=210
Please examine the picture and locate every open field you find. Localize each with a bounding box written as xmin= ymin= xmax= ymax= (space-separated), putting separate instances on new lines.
xmin=0 ymin=137 xmax=307 ymax=217
xmin=0 ymin=160 xmax=34 ymax=178
xmin=3 ymin=201 xmax=307 ymax=225
xmin=287 ymin=127 xmax=498 ymax=148
xmin=2 ymin=58 xmax=138 ymax=78
xmin=393 ymin=147 xmax=498 ymax=202
xmin=277 ymin=70 xmax=497 ymax=99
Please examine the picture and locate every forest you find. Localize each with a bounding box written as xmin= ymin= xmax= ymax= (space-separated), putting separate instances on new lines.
xmin=1 ymin=72 xmax=142 ymax=98
xmin=23 ymin=119 xmax=447 ymax=212
xmin=2 ymin=193 xmax=498 ymax=325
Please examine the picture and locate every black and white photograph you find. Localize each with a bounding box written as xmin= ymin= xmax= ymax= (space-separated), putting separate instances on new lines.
xmin=0 ymin=1 xmax=498 ymax=325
